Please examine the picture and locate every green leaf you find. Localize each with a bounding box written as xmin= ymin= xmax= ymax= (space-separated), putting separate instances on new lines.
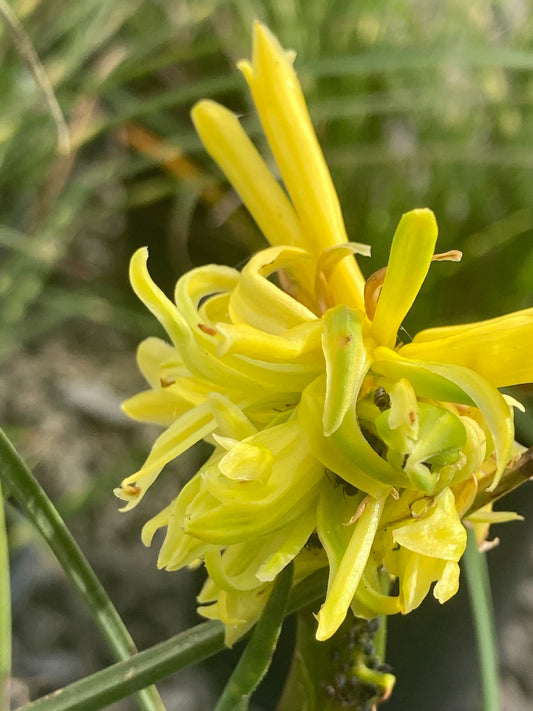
xmin=214 ymin=563 xmax=293 ymax=711
xmin=0 ymin=427 xmax=165 ymax=711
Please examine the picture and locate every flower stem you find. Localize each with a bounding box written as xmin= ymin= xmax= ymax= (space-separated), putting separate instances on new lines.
xmin=277 ymin=609 xmax=394 ymax=711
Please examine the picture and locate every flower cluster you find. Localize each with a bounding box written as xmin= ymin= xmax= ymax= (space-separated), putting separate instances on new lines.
xmin=116 ymin=22 xmax=532 ymax=645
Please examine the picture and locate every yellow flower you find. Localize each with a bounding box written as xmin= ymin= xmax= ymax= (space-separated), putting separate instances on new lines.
xmin=116 ymin=22 xmax=532 ymax=645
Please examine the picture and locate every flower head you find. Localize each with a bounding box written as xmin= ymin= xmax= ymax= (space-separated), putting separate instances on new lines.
xmin=116 ymin=22 xmax=532 ymax=645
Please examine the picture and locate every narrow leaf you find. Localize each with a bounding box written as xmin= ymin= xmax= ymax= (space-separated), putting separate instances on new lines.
xmin=0 ymin=427 xmax=164 ymax=711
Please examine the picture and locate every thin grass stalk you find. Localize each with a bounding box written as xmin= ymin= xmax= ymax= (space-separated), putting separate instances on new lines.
xmin=464 ymin=528 xmax=500 ymax=711
xmin=0 ymin=483 xmax=11 ymax=711
xmin=0 ymin=427 xmax=165 ymax=711
xmin=12 ymin=565 xmax=328 ymax=711
xmin=13 ymin=621 xmax=225 ymax=711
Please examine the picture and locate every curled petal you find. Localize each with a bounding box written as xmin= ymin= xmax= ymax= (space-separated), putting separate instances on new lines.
xmin=229 ymin=245 xmax=317 ymax=333
xmin=208 ymin=392 xmax=257 ymax=440
xmin=316 ymin=243 xmax=371 ymax=312
xmin=433 ymin=560 xmax=460 ymax=604
xmin=299 ymin=377 xmax=394 ymax=498
xmin=114 ymin=403 xmax=214 ymax=511
xmin=215 ymin=319 xmax=323 ymax=362
xmin=392 ymin=488 xmax=466 ymax=561
xmin=122 ymin=389 xmax=190 ymax=426
xmin=136 ymin=337 xmax=184 ymax=389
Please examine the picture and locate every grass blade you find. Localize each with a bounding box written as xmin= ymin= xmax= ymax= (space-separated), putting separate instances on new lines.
xmin=0 ymin=483 xmax=11 ymax=711
xmin=13 ymin=621 xmax=225 ymax=711
xmin=464 ymin=528 xmax=500 ymax=711
xmin=0 ymin=0 xmax=69 ymax=154
xmin=11 ymin=563 xmax=325 ymax=711
xmin=0 ymin=427 xmax=165 ymax=711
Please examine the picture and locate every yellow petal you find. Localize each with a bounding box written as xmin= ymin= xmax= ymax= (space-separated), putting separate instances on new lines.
xmin=228 ymin=245 xmax=317 ymax=333
xmin=136 ymin=337 xmax=183 ymax=389
xmin=316 ymin=495 xmax=385 ymax=640
xmin=208 ymin=392 xmax=257 ymax=440
xmin=191 ymin=99 xmax=306 ymax=250
xmin=392 ymin=488 xmax=466 ymax=561
xmin=353 ymin=572 xmax=401 ymax=617
xmin=399 ymin=550 xmax=444 ymax=613
xmin=122 ymin=389 xmax=189 ymax=426
xmin=132 ymin=247 xmax=321 ymax=392
xmin=322 ymin=305 xmax=367 ymax=436
xmin=298 ymin=377 xmax=395 ymax=497
xmin=130 ymin=248 xmax=252 ymax=389
xmin=215 ymin=319 xmax=323 ymax=363
xmin=400 ymin=307 xmax=533 ymax=387
xmin=433 ymin=560 xmax=460 ymax=604
xmin=371 ymin=209 xmax=438 ymax=349
xmin=372 ymin=346 xmax=474 ymax=405
xmin=115 ymin=402 xmax=214 ymax=511
xmin=239 ymin=22 xmax=365 ymax=309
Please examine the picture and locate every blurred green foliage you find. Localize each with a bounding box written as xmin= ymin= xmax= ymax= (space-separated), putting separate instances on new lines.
xmin=2 ymin=0 xmax=533 ymax=360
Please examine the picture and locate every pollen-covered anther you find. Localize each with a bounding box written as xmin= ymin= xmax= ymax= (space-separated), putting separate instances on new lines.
xmin=122 ymin=484 xmax=142 ymax=496
xmin=432 ymin=249 xmax=462 ymax=263
xmin=345 ymin=494 xmax=371 ymax=526
xmin=364 ymin=250 xmax=462 ymax=321
xmin=198 ymin=323 xmax=218 ymax=335
xmin=364 ymin=266 xmax=387 ymax=320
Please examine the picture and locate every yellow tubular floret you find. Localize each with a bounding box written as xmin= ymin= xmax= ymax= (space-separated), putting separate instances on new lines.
xmin=191 ymin=100 xmax=307 ymax=251
xmin=316 ymin=495 xmax=386 ymax=640
xmin=238 ymin=22 xmax=366 ymax=309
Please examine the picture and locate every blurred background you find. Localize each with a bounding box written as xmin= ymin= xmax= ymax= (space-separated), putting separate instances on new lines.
xmin=1 ymin=0 xmax=533 ymax=709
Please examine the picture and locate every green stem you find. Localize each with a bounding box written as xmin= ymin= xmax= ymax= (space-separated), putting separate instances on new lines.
xmin=214 ymin=563 xmax=293 ymax=711
xmin=0 ymin=427 xmax=165 ymax=711
xmin=463 ymin=528 xmax=500 ymax=711
xmin=277 ymin=610 xmax=394 ymax=711
xmin=0 ymin=483 xmax=11 ymax=711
